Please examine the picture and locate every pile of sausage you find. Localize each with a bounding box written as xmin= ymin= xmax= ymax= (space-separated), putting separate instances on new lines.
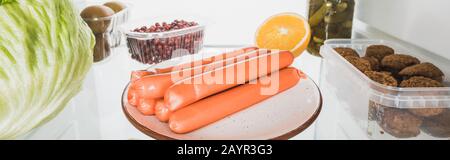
xmin=127 ymin=47 xmax=304 ymax=134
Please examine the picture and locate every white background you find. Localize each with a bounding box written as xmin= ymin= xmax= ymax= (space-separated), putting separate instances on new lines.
xmin=28 ymin=0 xmax=450 ymax=140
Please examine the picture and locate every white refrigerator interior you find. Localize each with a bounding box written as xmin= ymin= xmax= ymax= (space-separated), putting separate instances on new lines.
xmin=316 ymin=0 xmax=450 ymax=139
xmin=23 ymin=0 xmax=323 ymax=140
xmin=21 ymin=0 xmax=449 ymax=140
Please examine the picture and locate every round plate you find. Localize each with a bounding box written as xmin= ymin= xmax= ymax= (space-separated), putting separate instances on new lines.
xmin=122 ymin=72 xmax=322 ymax=140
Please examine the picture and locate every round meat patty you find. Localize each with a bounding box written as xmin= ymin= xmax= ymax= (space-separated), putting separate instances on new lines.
xmin=334 ymin=47 xmax=360 ymax=58
xmin=365 ymin=45 xmax=395 ymax=61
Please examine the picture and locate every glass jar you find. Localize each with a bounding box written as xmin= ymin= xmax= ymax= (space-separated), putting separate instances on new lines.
xmin=307 ymin=0 xmax=355 ymax=56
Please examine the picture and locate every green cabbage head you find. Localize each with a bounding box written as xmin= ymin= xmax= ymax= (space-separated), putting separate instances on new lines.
xmin=0 ymin=0 xmax=94 ymax=139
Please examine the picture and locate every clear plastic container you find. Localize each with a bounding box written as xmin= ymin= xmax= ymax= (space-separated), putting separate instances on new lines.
xmin=109 ymin=3 xmax=131 ymax=47
xmin=122 ymin=18 xmax=205 ymax=65
xmin=320 ymin=39 xmax=450 ymax=139
xmin=81 ymin=2 xmax=131 ymax=62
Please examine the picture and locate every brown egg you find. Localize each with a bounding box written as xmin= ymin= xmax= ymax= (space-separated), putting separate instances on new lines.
xmin=103 ymin=1 xmax=127 ymax=13
xmin=81 ymin=5 xmax=115 ymax=19
xmin=81 ymin=5 xmax=115 ymax=33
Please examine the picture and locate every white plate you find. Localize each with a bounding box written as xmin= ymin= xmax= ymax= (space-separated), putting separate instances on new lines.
xmin=121 ymin=70 xmax=322 ymax=140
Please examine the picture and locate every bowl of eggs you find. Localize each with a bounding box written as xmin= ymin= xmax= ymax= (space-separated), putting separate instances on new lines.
xmin=80 ymin=1 xmax=130 ymax=62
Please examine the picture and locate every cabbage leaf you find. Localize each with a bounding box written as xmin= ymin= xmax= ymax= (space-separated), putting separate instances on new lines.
xmin=0 ymin=0 xmax=94 ymax=139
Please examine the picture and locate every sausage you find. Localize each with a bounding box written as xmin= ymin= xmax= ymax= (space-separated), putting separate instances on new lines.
xmin=154 ymin=47 xmax=258 ymax=74
xmin=128 ymin=70 xmax=155 ymax=105
xmin=127 ymin=88 xmax=140 ymax=106
xmin=130 ymin=70 xmax=155 ymax=81
xmin=154 ymin=99 xmax=172 ymax=122
xmin=164 ymin=50 xmax=294 ymax=112
xmin=129 ymin=74 xmax=174 ymax=99
xmin=129 ymin=48 xmax=268 ymax=114
xmin=128 ymin=48 xmax=269 ymax=110
xmin=136 ymin=98 xmax=156 ymax=116
xmin=168 ymin=67 xmax=303 ymax=134
xmin=129 ymin=49 xmax=271 ymax=100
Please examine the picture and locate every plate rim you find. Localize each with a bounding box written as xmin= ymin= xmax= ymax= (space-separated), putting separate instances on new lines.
xmin=121 ymin=74 xmax=322 ymax=140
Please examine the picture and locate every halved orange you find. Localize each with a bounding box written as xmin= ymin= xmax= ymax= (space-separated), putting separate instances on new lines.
xmin=255 ymin=13 xmax=311 ymax=57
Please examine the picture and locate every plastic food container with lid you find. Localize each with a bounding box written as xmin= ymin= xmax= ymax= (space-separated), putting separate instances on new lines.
xmin=122 ymin=17 xmax=205 ymax=65
xmin=319 ymin=39 xmax=450 ymax=139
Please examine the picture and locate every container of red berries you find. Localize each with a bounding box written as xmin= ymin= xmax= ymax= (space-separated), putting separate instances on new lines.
xmin=123 ymin=18 xmax=205 ymax=64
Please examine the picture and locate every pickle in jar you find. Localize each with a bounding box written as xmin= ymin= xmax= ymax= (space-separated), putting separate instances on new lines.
xmin=307 ymin=0 xmax=355 ymax=56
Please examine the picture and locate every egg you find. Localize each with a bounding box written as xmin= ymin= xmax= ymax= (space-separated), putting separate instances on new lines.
xmin=80 ymin=5 xmax=114 ymax=33
xmin=103 ymin=1 xmax=127 ymax=13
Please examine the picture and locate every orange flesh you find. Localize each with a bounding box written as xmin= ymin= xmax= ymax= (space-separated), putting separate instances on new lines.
xmin=255 ymin=13 xmax=310 ymax=57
